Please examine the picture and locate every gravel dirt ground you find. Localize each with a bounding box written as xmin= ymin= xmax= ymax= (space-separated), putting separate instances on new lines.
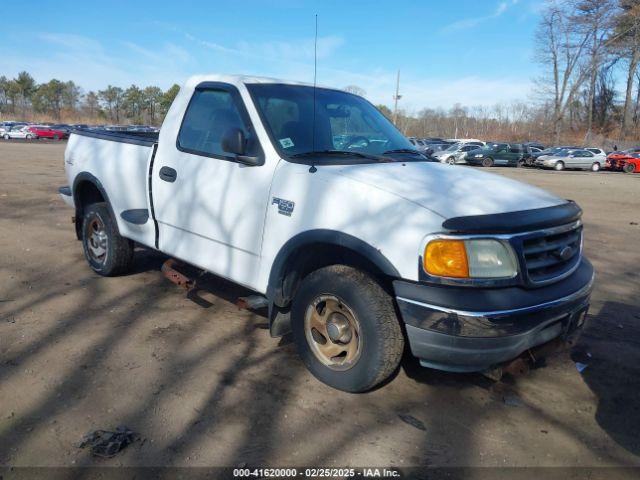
xmin=0 ymin=141 xmax=639 ymax=473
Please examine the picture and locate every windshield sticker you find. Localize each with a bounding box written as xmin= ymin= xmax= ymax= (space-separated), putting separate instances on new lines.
xmin=279 ymin=138 xmax=294 ymax=148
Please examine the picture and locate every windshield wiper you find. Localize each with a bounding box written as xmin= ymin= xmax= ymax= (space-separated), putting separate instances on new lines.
xmin=382 ymin=148 xmax=422 ymax=155
xmin=291 ymin=150 xmax=382 ymax=160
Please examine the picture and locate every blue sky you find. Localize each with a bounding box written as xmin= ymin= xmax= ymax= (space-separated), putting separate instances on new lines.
xmin=0 ymin=0 xmax=546 ymax=111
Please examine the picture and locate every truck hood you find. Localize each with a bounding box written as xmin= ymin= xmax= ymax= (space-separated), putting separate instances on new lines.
xmin=330 ymin=161 xmax=566 ymax=221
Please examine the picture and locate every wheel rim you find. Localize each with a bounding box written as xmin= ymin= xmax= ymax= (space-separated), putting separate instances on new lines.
xmin=555 ymin=162 xmax=564 ymax=170
xmin=304 ymin=294 xmax=361 ymax=371
xmin=86 ymin=216 xmax=108 ymax=262
xmin=448 ymin=157 xmax=455 ymax=164
xmin=592 ymin=163 xmax=600 ymax=171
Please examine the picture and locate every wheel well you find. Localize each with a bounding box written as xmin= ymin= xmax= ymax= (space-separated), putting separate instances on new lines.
xmin=73 ymin=180 xmax=105 ymax=239
xmin=271 ymin=242 xmax=395 ymax=309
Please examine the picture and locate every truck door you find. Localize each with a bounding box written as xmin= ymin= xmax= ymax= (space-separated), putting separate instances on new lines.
xmin=151 ymin=82 xmax=273 ymax=290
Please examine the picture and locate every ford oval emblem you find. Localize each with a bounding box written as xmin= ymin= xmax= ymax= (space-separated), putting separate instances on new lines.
xmin=557 ymin=246 xmax=574 ymax=261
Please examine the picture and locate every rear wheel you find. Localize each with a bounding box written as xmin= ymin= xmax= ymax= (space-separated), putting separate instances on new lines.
xmin=447 ymin=157 xmax=455 ymax=165
xmin=516 ymin=159 xmax=525 ymax=168
xmin=291 ymin=265 xmax=404 ymax=392
xmin=26 ymin=134 xmax=34 ymax=140
xmin=81 ymin=202 xmax=134 ymax=276
xmin=624 ymin=163 xmax=636 ymax=173
xmin=53 ymin=134 xmax=60 ymax=140
xmin=554 ymin=161 xmax=565 ymax=171
xmin=482 ymin=157 xmax=494 ymax=167
xmin=591 ymin=162 xmax=601 ymax=172
xmin=3 ymin=134 xmax=8 ymax=140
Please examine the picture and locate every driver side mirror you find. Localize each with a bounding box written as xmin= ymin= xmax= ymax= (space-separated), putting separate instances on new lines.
xmin=221 ymin=127 xmax=260 ymax=166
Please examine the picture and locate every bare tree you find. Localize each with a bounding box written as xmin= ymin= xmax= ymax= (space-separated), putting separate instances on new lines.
xmin=535 ymin=0 xmax=592 ymax=143
xmin=572 ymin=0 xmax=617 ymax=140
xmin=612 ymin=0 xmax=640 ymax=137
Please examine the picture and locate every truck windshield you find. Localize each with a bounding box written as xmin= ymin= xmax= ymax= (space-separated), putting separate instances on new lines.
xmin=247 ymin=84 xmax=423 ymax=162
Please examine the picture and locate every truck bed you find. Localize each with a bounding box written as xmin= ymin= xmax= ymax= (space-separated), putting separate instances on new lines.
xmin=73 ymin=128 xmax=159 ymax=147
xmin=65 ymin=129 xmax=158 ymax=249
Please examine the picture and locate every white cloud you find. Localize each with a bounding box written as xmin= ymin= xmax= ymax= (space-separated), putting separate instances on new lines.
xmin=443 ymin=0 xmax=519 ymax=31
xmin=2 ymin=29 xmax=532 ymax=110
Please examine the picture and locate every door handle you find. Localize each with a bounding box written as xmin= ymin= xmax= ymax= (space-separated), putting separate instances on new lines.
xmin=159 ymin=166 xmax=177 ymax=183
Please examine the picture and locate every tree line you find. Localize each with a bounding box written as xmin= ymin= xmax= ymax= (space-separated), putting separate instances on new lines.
xmin=0 ymin=72 xmax=180 ymax=126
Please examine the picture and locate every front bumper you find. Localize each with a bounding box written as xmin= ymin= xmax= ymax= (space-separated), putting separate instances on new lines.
xmin=394 ymin=258 xmax=594 ymax=372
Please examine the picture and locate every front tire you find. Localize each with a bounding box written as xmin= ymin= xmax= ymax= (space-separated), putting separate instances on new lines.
xmin=482 ymin=157 xmax=494 ymax=167
xmin=591 ymin=162 xmax=601 ymax=172
xmin=554 ymin=161 xmax=565 ymax=171
xmin=624 ymin=163 xmax=636 ymax=173
xmin=53 ymin=134 xmax=60 ymax=140
xmin=291 ymin=265 xmax=404 ymax=392
xmin=3 ymin=134 xmax=8 ymax=140
xmin=447 ymin=157 xmax=455 ymax=165
xmin=81 ymin=202 xmax=134 ymax=276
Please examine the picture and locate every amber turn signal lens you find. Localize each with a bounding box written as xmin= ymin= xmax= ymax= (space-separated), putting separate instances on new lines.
xmin=424 ymin=240 xmax=469 ymax=278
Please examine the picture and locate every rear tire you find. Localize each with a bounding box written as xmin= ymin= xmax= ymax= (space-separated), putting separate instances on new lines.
xmin=81 ymin=202 xmax=134 ymax=276
xmin=591 ymin=162 xmax=601 ymax=172
xmin=53 ymin=134 xmax=60 ymax=140
xmin=516 ymin=159 xmax=524 ymax=168
xmin=291 ymin=265 xmax=404 ymax=393
xmin=482 ymin=157 xmax=494 ymax=167
xmin=624 ymin=163 xmax=636 ymax=173
xmin=554 ymin=161 xmax=565 ymax=171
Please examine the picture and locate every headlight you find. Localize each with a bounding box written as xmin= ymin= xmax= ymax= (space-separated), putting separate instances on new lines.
xmin=474 ymin=154 xmax=483 ymax=158
xmin=423 ymin=239 xmax=517 ymax=279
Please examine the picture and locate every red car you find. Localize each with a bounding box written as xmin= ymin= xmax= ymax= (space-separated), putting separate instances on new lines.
xmin=28 ymin=126 xmax=68 ymax=140
xmin=605 ymin=148 xmax=640 ymax=171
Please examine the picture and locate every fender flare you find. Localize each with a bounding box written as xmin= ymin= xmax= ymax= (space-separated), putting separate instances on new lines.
xmin=266 ymin=229 xmax=400 ymax=306
xmin=72 ymin=172 xmax=119 ymax=238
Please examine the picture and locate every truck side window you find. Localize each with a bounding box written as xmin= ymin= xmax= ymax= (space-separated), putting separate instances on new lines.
xmin=177 ymin=89 xmax=248 ymax=158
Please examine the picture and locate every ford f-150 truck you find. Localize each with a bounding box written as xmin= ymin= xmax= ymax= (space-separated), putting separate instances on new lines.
xmin=59 ymin=74 xmax=594 ymax=392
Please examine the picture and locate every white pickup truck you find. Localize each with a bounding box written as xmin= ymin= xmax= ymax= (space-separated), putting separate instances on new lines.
xmin=60 ymin=74 xmax=594 ymax=392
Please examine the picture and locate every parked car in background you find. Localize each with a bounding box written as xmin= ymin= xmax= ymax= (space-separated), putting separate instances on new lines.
xmin=437 ymin=143 xmax=482 ymax=164
xmin=606 ymin=147 xmax=640 ymax=171
xmin=605 ymin=151 xmax=640 ymax=173
xmin=28 ymin=126 xmax=69 ymax=140
xmin=531 ymin=146 xmax=580 ymax=160
xmin=50 ymin=124 xmax=73 ymax=135
xmin=408 ymin=138 xmax=430 ymax=154
xmin=465 ymin=143 xmax=529 ymax=167
xmin=535 ymin=149 xmax=603 ymax=171
xmin=618 ymin=153 xmax=640 ymax=173
xmin=2 ymin=125 xmax=36 ymax=140
xmin=524 ymin=141 xmax=546 ymax=151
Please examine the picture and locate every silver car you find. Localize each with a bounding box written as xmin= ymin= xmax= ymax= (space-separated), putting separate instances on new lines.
xmin=434 ymin=143 xmax=483 ymax=164
xmin=534 ymin=149 xmax=603 ymax=172
xmin=2 ymin=126 xmax=36 ymax=140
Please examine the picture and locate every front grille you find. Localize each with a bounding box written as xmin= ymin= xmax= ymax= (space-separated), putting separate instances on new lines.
xmin=521 ymin=223 xmax=582 ymax=284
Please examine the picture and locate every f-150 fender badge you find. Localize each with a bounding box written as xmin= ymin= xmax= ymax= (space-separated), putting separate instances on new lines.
xmin=272 ymin=197 xmax=295 ymax=216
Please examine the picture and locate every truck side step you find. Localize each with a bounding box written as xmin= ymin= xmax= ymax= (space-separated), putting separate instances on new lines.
xmin=161 ymin=259 xmax=195 ymax=290
xmin=237 ymin=295 xmax=269 ymax=310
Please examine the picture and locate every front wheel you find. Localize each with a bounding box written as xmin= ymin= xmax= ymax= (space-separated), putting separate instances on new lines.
xmin=81 ymin=202 xmax=134 ymax=276
xmin=516 ymin=159 xmax=525 ymax=168
xmin=624 ymin=163 xmax=636 ymax=173
xmin=53 ymin=134 xmax=60 ymax=140
xmin=591 ymin=162 xmax=601 ymax=172
xmin=3 ymin=134 xmax=8 ymax=140
xmin=554 ymin=161 xmax=565 ymax=171
xmin=26 ymin=134 xmax=33 ymax=140
xmin=447 ymin=157 xmax=455 ymax=165
xmin=291 ymin=265 xmax=404 ymax=392
xmin=482 ymin=157 xmax=494 ymax=167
